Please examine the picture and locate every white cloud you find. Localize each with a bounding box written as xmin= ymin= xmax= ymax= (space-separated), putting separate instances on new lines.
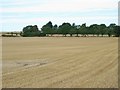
xmin=2 ymin=0 xmax=118 ymax=13
xmin=1 ymin=0 xmax=42 ymax=6
xmin=2 ymin=16 xmax=117 ymax=24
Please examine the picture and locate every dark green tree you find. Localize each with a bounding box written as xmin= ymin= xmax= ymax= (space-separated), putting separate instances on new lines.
xmin=114 ymin=26 xmax=120 ymax=37
xmin=22 ymin=25 xmax=40 ymax=37
xmin=107 ymin=24 xmax=116 ymax=37
xmin=53 ymin=24 xmax=58 ymax=34
xmin=59 ymin=23 xmax=72 ymax=37
xmin=89 ymin=24 xmax=98 ymax=36
xmin=79 ymin=23 xmax=87 ymax=37
xmin=69 ymin=23 xmax=76 ymax=37
xmin=41 ymin=21 xmax=53 ymax=36
xmin=99 ymin=24 xmax=107 ymax=36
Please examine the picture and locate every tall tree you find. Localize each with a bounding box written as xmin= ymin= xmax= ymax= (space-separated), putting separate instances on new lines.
xmin=41 ymin=21 xmax=53 ymax=36
xmin=79 ymin=23 xmax=87 ymax=37
xmin=114 ymin=26 xmax=120 ymax=37
xmin=69 ymin=23 xmax=76 ymax=37
xmin=22 ymin=25 xmax=40 ymax=37
xmin=107 ymin=23 xmax=116 ymax=37
xmin=99 ymin=24 xmax=107 ymax=36
xmin=53 ymin=24 xmax=58 ymax=34
xmin=59 ymin=23 xmax=71 ymax=37
xmin=89 ymin=24 xmax=98 ymax=36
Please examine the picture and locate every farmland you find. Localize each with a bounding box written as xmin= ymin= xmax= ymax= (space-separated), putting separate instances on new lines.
xmin=2 ymin=37 xmax=118 ymax=88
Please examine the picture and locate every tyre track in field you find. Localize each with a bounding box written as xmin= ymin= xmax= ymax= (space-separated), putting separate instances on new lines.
xmin=3 ymin=54 xmax=83 ymax=86
xmin=2 ymin=37 xmax=118 ymax=88
xmin=11 ymin=48 xmax=117 ymax=87
xmin=3 ymin=48 xmax=117 ymax=87
xmin=3 ymin=51 xmax=96 ymax=87
xmin=45 ymin=48 xmax=118 ymax=87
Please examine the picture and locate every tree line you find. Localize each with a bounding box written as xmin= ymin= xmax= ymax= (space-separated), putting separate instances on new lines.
xmin=21 ymin=21 xmax=120 ymax=37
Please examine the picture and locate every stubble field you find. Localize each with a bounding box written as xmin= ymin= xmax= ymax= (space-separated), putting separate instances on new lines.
xmin=2 ymin=37 xmax=118 ymax=88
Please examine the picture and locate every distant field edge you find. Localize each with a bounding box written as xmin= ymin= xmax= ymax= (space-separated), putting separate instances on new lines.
xmin=1 ymin=88 xmax=119 ymax=90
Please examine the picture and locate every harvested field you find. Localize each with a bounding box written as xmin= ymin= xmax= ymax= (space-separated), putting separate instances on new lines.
xmin=2 ymin=37 xmax=118 ymax=88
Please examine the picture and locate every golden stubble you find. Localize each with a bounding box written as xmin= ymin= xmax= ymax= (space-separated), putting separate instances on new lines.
xmin=2 ymin=37 xmax=118 ymax=88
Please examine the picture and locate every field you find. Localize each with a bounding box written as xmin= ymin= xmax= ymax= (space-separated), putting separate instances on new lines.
xmin=2 ymin=37 xmax=118 ymax=88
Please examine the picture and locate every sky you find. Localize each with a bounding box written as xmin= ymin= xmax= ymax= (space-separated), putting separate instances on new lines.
xmin=0 ymin=0 xmax=119 ymax=32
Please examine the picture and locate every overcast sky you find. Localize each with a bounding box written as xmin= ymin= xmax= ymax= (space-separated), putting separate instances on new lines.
xmin=1 ymin=0 xmax=119 ymax=32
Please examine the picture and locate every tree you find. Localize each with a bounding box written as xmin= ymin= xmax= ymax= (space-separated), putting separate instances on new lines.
xmin=107 ymin=24 xmax=116 ymax=37
xmin=99 ymin=24 xmax=107 ymax=36
xmin=69 ymin=29 xmax=76 ymax=37
xmin=41 ymin=21 xmax=53 ymax=36
xmin=53 ymin=24 xmax=58 ymax=34
xmin=79 ymin=23 xmax=87 ymax=37
xmin=22 ymin=25 xmax=40 ymax=37
xmin=114 ymin=26 xmax=120 ymax=37
xmin=69 ymin=23 xmax=76 ymax=37
xmin=95 ymin=25 xmax=101 ymax=37
xmin=89 ymin=24 xmax=98 ymax=36
xmin=59 ymin=23 xmax=72 ymax=37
